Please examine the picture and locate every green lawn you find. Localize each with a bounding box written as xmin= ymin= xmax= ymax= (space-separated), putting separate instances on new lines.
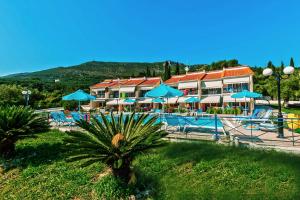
xmin=1 ymin=131 xmax=300 ymax=199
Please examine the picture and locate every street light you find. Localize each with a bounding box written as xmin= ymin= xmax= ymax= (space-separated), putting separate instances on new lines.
xmin=262 ymin=65 xmax=294 ymax=138
xmin=22 ymin=90 xmax=32 ymax=106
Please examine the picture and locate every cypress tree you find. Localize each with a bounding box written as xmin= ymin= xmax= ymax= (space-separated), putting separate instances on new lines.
xmin=290 ymin=57 xmax=295 ymax=67
xmin=280 ymin=61 xmax=284 ymax=72
xmin=146 ymin=66 xmax=151 ymax=77
xmin=267 ymin=61 xmax=275 ymax=71
xmin=152 ymin=70 xmax=156 ymax=77
xmin=175 ymin=62 xmax=180 ymax=75
xmin=162 ymin=61 xmax=171 ymax=81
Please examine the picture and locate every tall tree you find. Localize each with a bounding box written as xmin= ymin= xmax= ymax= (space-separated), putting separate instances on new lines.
xmin=146 ymin=66 xmax=151 ymax=77
xmin=152 ymin=70 xmax=156 ymax=77
xmin=280 ymin=61 xmax=284 ymax=72
xmin=162 ymin=61 xmax=171 ymax=81
xmin=290 ymin=57 xmax=295 ymax=67
xmin=175 ymin=62 xmax=180 ymax=75
xmin=227 ymin=59 xmax=239 ymax=67
xmin=267 ymin=61 xmax=276 ymax=71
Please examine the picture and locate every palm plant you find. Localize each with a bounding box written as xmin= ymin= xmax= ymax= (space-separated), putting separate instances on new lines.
xmin=64 ymin=112 xmax=167 ymax=183
xmin=0 ymin=106 xmax=50 ymax=158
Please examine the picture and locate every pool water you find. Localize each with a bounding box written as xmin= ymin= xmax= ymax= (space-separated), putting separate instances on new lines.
xmin=95 ymin=114 xmax=223 ymax=130
xmin=162 ymin=115 xmax=223 ymax=129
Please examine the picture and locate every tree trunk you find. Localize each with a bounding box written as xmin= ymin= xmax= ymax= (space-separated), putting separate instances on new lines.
xmin=112 ymin=164 xmax=132 ymax=183
xmin=0 ymin=138 xmax=16 ymax=158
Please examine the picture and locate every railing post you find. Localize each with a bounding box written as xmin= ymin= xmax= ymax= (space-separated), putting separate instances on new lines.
xmin=292 ymin=118 xmax=295 ymax=146
xmin=250 ymin=116 xmax=253 ymax=143
xmin=213 ymin=113 xmax=218 ymax=141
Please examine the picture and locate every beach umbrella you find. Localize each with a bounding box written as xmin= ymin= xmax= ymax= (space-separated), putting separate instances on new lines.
xmin=231 ymin=90 xmax=262 ymax=115
xmin=145 ymin=83 xmax=184 ymax=98
xmin=231 ymin=90 xmax=262 ymax=99
xmin=185 ymin=97 xmax=200 ymax=111
xmin=124 ymin=98 xmax=136 ymax=112
xmin=62 ymin=89 xmax=96 ymax=112
xmin=145 ymin=84 xmax=183 ymax=113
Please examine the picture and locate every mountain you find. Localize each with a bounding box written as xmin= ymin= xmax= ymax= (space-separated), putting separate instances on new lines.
xmin=2 ymin=61 xmax=165 ymax=80
xmin=0 ymin=61 xmax=188 ymax=91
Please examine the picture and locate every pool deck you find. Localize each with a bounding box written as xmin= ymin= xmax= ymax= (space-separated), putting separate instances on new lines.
xmin=51 ymin=114 xmax=300 ymax=155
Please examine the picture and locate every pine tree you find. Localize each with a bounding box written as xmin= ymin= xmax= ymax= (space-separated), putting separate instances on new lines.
xmin=175 ymin=62 xmax=180 ymax=75
xmin=290 ymin=57 xmax=295 ymax=67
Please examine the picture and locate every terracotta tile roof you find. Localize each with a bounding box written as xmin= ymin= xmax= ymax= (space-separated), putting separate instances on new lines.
xmin=90 ymin=80 xmax=118 ymax=88
xmin=202 ymin=71 xmax=223 ymax=80
xmin=110 ymin=79 xmax=127 ymax=88
xmin=139 ymin=77 xmax=161 ymax=86
xmin=165 ymin=75 xmax=185 ymax=84
xmin=121 ymin=77 xmax=146 ymax=86
xmin=179 ymin=72 xmax=205 ymax=82
xmin=223 ymin=66 xmax=254 ymax=77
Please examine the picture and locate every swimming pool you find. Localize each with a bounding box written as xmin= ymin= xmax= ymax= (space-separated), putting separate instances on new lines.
xmin=161 ymin=115 xmax=223 ymax=130
xmin=95 ymin=113 xmax=223 ymax=132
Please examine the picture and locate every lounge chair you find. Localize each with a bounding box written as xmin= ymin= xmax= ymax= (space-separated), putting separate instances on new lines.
xmin=164 ymin=115 xmax=186 ymax=132
xmin=57 ymin=112 xmax=75 ymax=126
xmin=196 ymin=109 xmax=203 ymax=117
xmin=182 ymin=117 xmax=222 ymax=133
xmin=259 ymin=122 xmax=278 ymax=132
xmin=154 ymin=109 xmax=162 ymax=114
xmin=241 ymin=109 xmax=273 ymax=124
xmin=71 ymin=112 xmax=84 ymax=122
xmin=50 ymin=112 xmax=61 ymax=126
xmin=236 ymin=108 xmax=266 ymax=123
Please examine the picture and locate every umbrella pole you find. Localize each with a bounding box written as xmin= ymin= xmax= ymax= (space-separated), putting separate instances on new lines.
xmin=79 ymin=101 xmax=81 ymax=112
xmin=244 ymin=97 xmax=246 ymax=116
xmin=235 ymin=98 xmax=237 ymax=116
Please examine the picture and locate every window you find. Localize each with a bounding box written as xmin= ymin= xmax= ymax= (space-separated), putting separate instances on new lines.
xmin=125 ymin=93 xmax=135 ymax=98
xmin=96 ymin=90 xmax=105 ymax=98
xmin=109 ymin=91 xmax=119 ymax=98
xmin=201 ymin=88 xmax=221 ymax=95
xmin=181 ymin=88 xmax=198 ymax=95
xmin=120 ymin=92 xmax=135 ymax=98
xmin=223 ymin=83 xmax=249 ymax=93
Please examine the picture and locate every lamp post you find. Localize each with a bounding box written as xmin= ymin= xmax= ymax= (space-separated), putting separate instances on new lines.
xmin=22 ymin=90 xmax=32 ymax=106
xmin=262 ymin=66 xmax=294 ymax=138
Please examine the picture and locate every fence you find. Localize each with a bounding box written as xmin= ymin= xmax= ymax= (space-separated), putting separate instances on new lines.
xmin=211 ymin=114 xmax=300 ymax=147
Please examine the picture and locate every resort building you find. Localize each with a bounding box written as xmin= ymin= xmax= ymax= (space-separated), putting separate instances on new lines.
xmin=90 ymin=66 xmax=254 ymax=112
xmin=164 ymin=66 xmax=254 ymax=111
xmin=90 ymin=77 xmax=161 ymax=111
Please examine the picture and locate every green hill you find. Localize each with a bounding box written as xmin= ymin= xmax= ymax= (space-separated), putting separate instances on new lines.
xmin=2 ymin=61 xmax=165 ymax=82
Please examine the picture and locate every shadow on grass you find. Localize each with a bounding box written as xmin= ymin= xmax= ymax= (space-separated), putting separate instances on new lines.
xmin=1 ymin=141 xmax=67 ymax=172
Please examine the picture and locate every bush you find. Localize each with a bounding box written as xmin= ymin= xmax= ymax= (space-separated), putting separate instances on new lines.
xmin=62 ymin=101 xmax=78 ymax=111
xmin=205 ymin=107 xmax=242 ymax=115
xmin=0 ymin=106 xmax=50 ymax=158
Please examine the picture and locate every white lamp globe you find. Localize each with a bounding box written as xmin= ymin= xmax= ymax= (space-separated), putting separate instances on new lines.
xmin=263 ymin=68 xmax=273 ymax=76
xmin=184 ymin=66 xmax=189 ymax=72
xmin=283 ymin=66 xmax=294 ymax=75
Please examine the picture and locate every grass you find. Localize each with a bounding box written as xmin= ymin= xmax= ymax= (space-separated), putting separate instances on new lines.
xmin=1 ymin=131 xmax=300 ymax=199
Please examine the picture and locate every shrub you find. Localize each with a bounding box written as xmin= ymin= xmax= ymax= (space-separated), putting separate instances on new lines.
xmin=64 ymin=112 xmax=167 ymax=184
xmin=62 ymin=101 xmax=78 ymax=111
xmin=0 ymin=106 xmax=50 ymax=158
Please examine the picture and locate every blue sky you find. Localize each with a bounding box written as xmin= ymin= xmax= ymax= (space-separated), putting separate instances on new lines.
xmin=0 ymin=0 xmax=299 ymax=75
